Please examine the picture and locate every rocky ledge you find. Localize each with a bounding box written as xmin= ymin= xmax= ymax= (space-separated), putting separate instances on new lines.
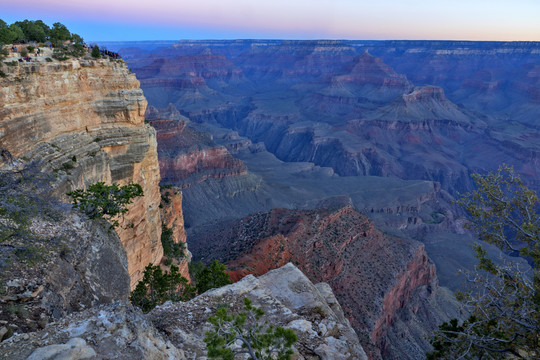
xmin=0 ymin=263 xmax=367 ymax=360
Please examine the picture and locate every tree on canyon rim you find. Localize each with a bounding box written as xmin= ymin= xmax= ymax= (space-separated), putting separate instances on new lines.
xmin=428 ymin=164 xmax=539 ymax=359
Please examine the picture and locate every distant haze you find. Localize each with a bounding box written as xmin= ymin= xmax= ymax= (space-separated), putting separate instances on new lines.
xmin=1 ymin=0 xmax=539 ymax=41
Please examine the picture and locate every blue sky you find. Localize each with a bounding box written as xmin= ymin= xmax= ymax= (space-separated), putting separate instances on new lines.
xmin=1 ymin=0 xmax=539 ymax=41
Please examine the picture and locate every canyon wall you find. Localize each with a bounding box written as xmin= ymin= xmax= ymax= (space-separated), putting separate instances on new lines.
xmin=0 ymin=59 xmax=163 ymax=288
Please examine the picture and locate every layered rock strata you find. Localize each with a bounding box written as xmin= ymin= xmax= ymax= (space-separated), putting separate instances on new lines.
xmin=0 ymin=59 xmax=162 ymax=288
xmin=0 ymin=264 xmax=367 ymax=360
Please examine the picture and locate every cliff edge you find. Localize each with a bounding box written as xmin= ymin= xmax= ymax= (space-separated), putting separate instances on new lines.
xmin=0 ymin=58 xmax=162 ymax=288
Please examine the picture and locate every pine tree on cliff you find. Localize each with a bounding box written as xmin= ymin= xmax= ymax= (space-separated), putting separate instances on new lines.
xmin=91 ymin=45 xmax=100 ymax=59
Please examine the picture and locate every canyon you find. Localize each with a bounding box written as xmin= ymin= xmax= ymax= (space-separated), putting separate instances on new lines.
xmin=1 ymin=39 xmax=538 ymax=360
xmin=107 ymin=39 xmax=538 ymax=358
xmin=0 ymin=51 xmax=368 ymax=359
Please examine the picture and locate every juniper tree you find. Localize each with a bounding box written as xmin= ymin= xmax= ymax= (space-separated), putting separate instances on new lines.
xmin=428 ymin=164 xmax=539 ymax=359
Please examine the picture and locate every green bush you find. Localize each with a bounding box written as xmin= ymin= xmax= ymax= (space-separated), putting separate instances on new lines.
xmin=130 ymin=263 xmax=195 ymax=313
xmin=67 ymin=182 xmax=143 ymax=228
xmin=91 ymin=45 xmax=100 ymax=59
xmin=204 ymin=297 xmax=297 ymax=360
xmin=190 ymin=260 xmax=232 ymax=294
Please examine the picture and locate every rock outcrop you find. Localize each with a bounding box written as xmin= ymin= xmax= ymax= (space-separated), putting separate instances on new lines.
xmin=146 ymin=105 xmax=248 ymax=187
xmin=0 ymin=59 xmax=163 ymax=288
xmin=159 ymin=186 xmax=191 ymax=279
xmin=191 ymin=206 xmax=461 ymax=359
xmin=0 ymin=264 xmax=368 ymax=360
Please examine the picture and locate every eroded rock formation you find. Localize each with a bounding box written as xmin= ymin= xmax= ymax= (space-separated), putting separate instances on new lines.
xmin=159 ymin=186 xmax=191 ymax=279
xmin=0 ymin=59 xmax=162 ymax=288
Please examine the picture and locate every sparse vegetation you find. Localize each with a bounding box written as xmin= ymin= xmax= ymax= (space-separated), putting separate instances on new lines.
xmin=67 ymin=182 xmax=143 ymax=228
xmin=204 ymin=297 xmax=297 ymax=360
xmin=428 ymin=164 xmax=539 ymax=359
xmin=161 ymin=224 xmax=185 ymax=259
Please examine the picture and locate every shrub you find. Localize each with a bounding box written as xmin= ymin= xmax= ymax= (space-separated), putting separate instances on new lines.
xmin=26 ymin=46 xmax=35 ymax=53
xmin=204 ymin=297 xmax=297 ymax=360
xmin=67 ymin=182 xmax=143 ymax=228
xmin=130 ymin=263 xmax=195 ymax=313
xmin=427 ymin=164 xmax=540 ymax=359
xmin=161 ymin=224 xmax=185 ymax=259
xmin=190 ymin=260 xmax=232 ymax=294
xmin=20 ymin=48 xmax=28 ymax=57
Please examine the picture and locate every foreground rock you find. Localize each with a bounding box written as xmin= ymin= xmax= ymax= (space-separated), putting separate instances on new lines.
xmin=0 ymin=264 xmax=367 ymax=360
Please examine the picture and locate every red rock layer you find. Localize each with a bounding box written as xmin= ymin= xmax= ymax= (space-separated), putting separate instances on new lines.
xmin=148 ymin=110 xmax=248 ymax=188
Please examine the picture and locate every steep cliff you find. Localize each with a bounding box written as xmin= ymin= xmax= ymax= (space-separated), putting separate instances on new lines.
xmin=0 ymin=59 xmax=163 ymax=288
xmin=0 ymin=170 xmax=131 ymax=336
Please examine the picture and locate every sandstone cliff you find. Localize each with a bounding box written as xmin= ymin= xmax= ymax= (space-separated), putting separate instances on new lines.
xmin=0 ymin=264 xmax=368 ymax=360
xmin=0 ymin=59 xmax=162 ymax=288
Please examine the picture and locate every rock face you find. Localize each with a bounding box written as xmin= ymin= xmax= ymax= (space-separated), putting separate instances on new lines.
xmin=191 ymin=206 xmax=461 ymax=359
xmin=0 ymin=59 xmax=163 ymax=288
xmin=147 ymin=105 xmax=248 ymax=187
xmin=159 ymin=186 xmax=191 ymax=279
xmin=0 ymin=264 xmax=367 ymax=360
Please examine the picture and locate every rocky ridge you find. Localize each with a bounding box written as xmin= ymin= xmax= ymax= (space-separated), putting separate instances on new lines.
xmin=0 ymin=264 xmax=368 ymax=360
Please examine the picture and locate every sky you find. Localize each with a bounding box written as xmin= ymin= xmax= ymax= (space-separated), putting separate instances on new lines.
xmin=1 ymin=0 xmax=539 ymax=41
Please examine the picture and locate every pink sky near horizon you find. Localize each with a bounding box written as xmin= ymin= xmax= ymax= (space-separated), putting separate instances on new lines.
xmin=1 ymin=0 xmax=539 ymax=41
